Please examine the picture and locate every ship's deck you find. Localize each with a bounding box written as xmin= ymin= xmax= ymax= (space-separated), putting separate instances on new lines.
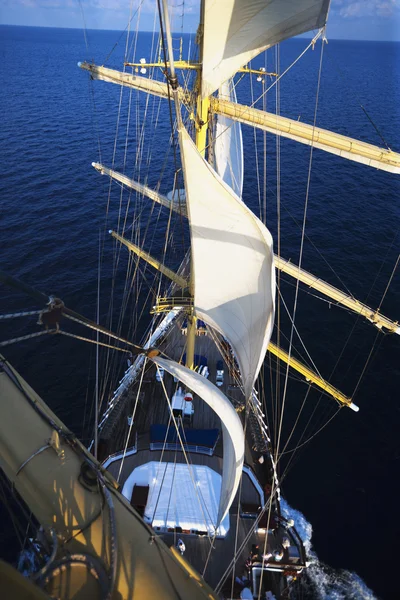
xmin=101 ymin=314 xmax=305 ymax=596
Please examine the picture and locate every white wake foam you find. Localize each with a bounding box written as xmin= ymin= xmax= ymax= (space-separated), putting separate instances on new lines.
xmin=280 ymin=498 xmax=377 ymax=600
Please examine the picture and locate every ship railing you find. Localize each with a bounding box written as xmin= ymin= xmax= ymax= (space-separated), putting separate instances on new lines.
xmin=97 ymin=307 xmax=183 ymax=431
xmin=101 ymin=442 xmax=138 ymax=469
xmin=149 ymin=441 xmax=214 ymax=456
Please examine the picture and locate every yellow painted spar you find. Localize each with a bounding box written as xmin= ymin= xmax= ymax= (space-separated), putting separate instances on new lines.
xmin=211 ymin=97 xmax=400 ymax=174
xmin=125 ymin=60 xmax=277 ymax=77
xmin=79 ymin=62 xmax=400 ymax=173
xmin=110 ymin=231 xmax=188 ymax=290
xmin=267 ymin=342 xmax=357 ymax=409
xmin=92 ymin=162 xmax=188 ymax=216
xmin=276 ymin=255 xmax=399 ymax=334
xmin=97 ymin=163 xmax=398 ymax=334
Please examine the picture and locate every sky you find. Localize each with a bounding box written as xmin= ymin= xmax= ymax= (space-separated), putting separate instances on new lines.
xmin=0 ymin=0 xmax=400 ymax=42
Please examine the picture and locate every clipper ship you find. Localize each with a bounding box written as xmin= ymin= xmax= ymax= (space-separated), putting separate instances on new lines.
xmin=0 ymin=1 xmax=399 ymax=599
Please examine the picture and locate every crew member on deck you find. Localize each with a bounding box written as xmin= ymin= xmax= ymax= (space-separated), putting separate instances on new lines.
xmin=177 ymin=538 xmax=186 ymax=555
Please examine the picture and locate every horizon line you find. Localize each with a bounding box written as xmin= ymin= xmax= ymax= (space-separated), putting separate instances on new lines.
xmin=0 ymin=22 xmax=398 ymax=43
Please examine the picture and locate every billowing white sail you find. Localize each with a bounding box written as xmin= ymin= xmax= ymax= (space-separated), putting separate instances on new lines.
xmin=202 ymin=0 xmax=330 ymax=98
xmin=215 ymin=79 xmax=244 ymax=197
xmin=151 ymin=356 xmax=244 ymax=526
xmin=179 ymin=126 xmax=275 ymax=401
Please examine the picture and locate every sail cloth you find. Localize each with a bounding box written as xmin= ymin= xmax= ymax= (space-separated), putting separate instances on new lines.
xmin=201 ymin=0 xmax=330 ymax=98
xmin=151 ymin=356 xmax=244 ymax=527
xmin=179 ymin=127 xmax=275 ymax=401
xmin=215 ymin=79 xmax=244 ymax=198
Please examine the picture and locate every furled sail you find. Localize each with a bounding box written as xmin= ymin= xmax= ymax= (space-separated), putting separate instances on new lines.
xmin=215 ymin=79 xmax=244 ymax=197
xmin=151 ymin=356 xmax=244 ymax=526
xmin=202 ymin=0 xmax=330 ymax=98
xmin=179 ymin=126 xmax=275 ymax=400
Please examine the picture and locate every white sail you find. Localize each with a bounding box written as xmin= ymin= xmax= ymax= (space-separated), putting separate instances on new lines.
xmin=179 ymin=127 xmax=275 ymax=400
xmin=202 ymin=0 xmax=330 ymax=98
xmin=215 ymin=79 xmax=244 ymax=197
xmin=151 ymin=356 xmax=244 ymax=526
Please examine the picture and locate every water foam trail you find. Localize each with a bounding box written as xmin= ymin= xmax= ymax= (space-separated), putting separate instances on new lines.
xmin=280 ymin=498 xmax=377 ymax=600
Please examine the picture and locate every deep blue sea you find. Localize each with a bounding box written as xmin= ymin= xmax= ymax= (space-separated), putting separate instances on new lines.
xmin=1 ymin=25 xmax=399 ymax=599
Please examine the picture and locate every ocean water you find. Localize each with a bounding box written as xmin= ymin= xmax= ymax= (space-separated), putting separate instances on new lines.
xmin=1 ymin=25 xmax=399 ymax=599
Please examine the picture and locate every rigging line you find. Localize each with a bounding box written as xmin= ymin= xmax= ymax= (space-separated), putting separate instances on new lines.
xmin=88 ymin=73 xmax=103 ymax=164
xmin=110 ymin=97 xmax=150 ymax=358
xmin=274 ymin=33 xmax=326 ymax=464
xmin=364 ymin=226 xmax=400 ymax=312
xmin=279 ymin=276 xmax=361 ymax=313
xmin=81 ymin=334 xmax=95 ymax=442
xmin=263 ymin=50 xmax=268 ymax=225
xmin=0 ymin=468 xmax=37 ymax=537
xmin=57 ymin=329 xmax=131 ymax=352
xmin=215 ymin=491 xmax=277 ymax=593
xmin=156 ymin=365 xmax=214 ymax=545
xmin=124 ymin=0 xmax=135 ymax=64
xmin=0 ymin=309 xmax=41 ymax=320
xmin=279 ymin=202 xmax=354 ymax=297
xmin=228 ymin=405 xmax=250 ymax=597
xmin=99 ymin=86 xmax=128 ymax=399
xmin=245 ymin=29 xmax=324 ymax=116
xmin=258 ymin=476 xmax=278 ymax=600
xmin=277 ymin=386 xmax=312 ymax=459
xmin=164 ymin=427 xmax=180 ymax=528
xmin=77 ymin=0 xmax=89 ymax=51
xmin=281 ymin=407 xmax=340 ymax=459
xmin=352 ymin=329 xmax=383 ymax=400
xmin=279 ymin=407 xmax=341 ymax=484
xmin=203 ymin=29 xmax=324 ymax=158
xmin=274 ymin=41 xmax=281 ymax=454
xmin=154 ymin=360 xmax=216 ymax=535
xmin=277 ymin=286 xmax=323 ymax=379
xmin=323 ymin=47 xmax=392 ymax=151
xmin=177 ymin=419 xmax=217 ymax=527
xmin=103 ymin=0 xmax=145 ymax=65
xmin=300 ymin=234 xmax=398 ymax=411
xmin=151 ymin=415 xmax=176 ymax=524
xmin=249 ymin=61 xmax=263 ymax=221
xmin=157 ymin=0 xmax=182 ymax=192
xmin=156 ymin=0 xmax=187 ymax=255
xmin=377 ymin=253 xmax=399 ymax=313
xmin=0 ymin=477 xmax=24 ymax=549
xmin=62 ymin=312 xmax=142 ymax=350
xmin=101 ymin=206 xmax=159 ymax=399
xmin=157 ymin=183 xmax=176 ymax=301
xmin=360 ymin=104 xmax=391 ymax=151
xmin=150 ymin=368 xmax=188 ymax=523
xmin=0 ymin=329 xmax=55 ymax=347
xmin=94 ymin=230 xmax=101 ymax=460
xmin=281 ymin=387 xmax=338 ymax=469
xmin=116 ymin=357 xmax=147 ymax=483
xmin=104 ymin=23 xmax=150 ymax=354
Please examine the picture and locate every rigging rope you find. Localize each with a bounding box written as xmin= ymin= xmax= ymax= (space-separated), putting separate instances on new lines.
xmin=57 ymin=330 xmax=131 ymax=353
xmin=0 ymin=310 xmax=41 ymax=320
xmin=157 ymin=364 xmax=214 ymax=545
xmin=116 ymin=358 xmax=147 ymax=483
xmin=275 ymin=33 xmax=326 ymax=465
xmin=0 ymin=330 xmax=55 ymax=347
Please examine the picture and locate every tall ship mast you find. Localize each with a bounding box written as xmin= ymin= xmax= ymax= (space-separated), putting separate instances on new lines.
xmin=0 ymin=1 xmax=399 ymax=599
